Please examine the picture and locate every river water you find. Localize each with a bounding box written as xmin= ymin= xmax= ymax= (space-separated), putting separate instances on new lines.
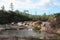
xmin=0 ymin=26 xmax=60 ymax=39
xmin=0 ymin=26 xmax=39 ymax=37
xmin=0 ymin=23 xmax=60 ymax=39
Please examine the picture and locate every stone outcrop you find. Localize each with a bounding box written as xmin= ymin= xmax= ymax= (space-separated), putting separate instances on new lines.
xmin=32 ymin=21 xmax=42 ymax=28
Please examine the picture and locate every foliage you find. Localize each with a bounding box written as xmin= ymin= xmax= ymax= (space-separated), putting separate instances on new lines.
xmin=0 ymin=10 xmax=32 ymax=24
xmin=40 ymin=13 xmax=48 ymax=21
xmin=33 ymin=26 xmax=40 ymax=32
xmin=54 ymin=13 xmax=60 ymax=24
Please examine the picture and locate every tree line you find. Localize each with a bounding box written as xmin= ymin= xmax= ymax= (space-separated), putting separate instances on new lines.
xmin=0 ymin=9 xmax=60 ymax=24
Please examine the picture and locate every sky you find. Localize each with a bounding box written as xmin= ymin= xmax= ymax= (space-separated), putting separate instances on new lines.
xmin=0 ymin=0 xmax=60 ymax=15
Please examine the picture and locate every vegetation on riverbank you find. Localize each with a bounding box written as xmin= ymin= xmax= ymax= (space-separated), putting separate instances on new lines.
xmin=0 ymin=9 xmax=60 ymax=24
xmin=33 ymin=26 xmax=41 ymax=32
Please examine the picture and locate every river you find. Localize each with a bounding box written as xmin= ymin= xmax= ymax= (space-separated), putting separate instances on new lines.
xmin=0 ymin=22 xmax=60 ymax=39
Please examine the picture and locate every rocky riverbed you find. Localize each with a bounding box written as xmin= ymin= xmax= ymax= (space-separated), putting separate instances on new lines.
xmin=0 ymin=21 xmax=60 ymax=40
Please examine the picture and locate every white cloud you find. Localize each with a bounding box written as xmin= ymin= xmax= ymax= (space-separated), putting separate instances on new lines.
xmin=0 ymin=0 xmax=51 ymax=10
xmin=51 ymin=0 xmax=60 ymax=6
xmin=53 ymin=2 xmax=60 ymax=6
xmin=37 ymin=0 xmax=50 ymax=6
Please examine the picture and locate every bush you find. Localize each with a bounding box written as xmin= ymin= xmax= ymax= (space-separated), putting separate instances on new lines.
xmin=33 ymin=26 xmax=41 ymax=32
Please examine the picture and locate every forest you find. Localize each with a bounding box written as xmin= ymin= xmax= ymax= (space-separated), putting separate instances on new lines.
xmin=0 ymin=9 xmax=60 ymax=24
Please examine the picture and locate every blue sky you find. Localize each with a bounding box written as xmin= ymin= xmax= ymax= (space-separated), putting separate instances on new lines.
xmin=0 ymin=0 xmax=60 ymax=15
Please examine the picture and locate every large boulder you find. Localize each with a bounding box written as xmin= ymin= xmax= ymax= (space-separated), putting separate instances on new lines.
xmin=32 ymin=21 xmax=42 ymax=28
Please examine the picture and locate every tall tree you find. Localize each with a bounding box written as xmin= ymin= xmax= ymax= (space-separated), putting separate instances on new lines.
xmin=24 ymin=10 xmax=29 ymax=13
xmin=10 ymin=3 xmax=14 ymax=11
xmin=1 ymin=5 xmax=5 ymax=11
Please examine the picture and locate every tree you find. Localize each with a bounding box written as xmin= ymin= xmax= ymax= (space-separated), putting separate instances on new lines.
xmin=48 ymin=14 xmax=56 ymax=22
xmin=55 ymin=13 xmax=60 ymax=24
xmin=15 ymin=10 xmax=19 ymax=13
xmin=41 ymin=13 xmax=48 ymax=21
xmin=24 ymin=10 xmax=29 ymax=13
xmin=10 ymin=3 xmax=14 ymax=11
xmin=1 ymin=5 xmax=5 ymax=11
